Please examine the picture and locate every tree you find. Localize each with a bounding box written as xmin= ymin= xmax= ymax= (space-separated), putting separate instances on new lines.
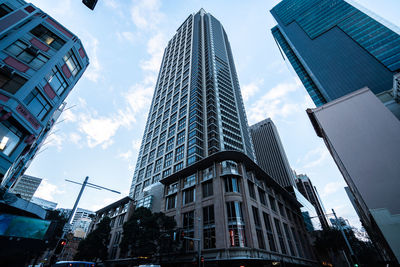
xmin=119 ymin=207 xmax=177 ymax=259
xmin=74 ymin=216 xmax=111 ymax=261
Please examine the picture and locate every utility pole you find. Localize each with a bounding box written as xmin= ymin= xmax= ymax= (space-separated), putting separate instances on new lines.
xmin=332 ymin=208 xmax=357 ymax=266
xmin=54 ymin=176 xmax=120 ymax=261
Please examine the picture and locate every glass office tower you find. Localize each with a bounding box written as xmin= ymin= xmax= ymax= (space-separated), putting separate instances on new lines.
xmin=271 ymin=0 xmax=400 ymax=107
xmin=129 ymin=9 xmax=255 ymax=203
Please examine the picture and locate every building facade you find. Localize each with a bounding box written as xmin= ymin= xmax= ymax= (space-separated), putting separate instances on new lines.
xmin=161 ymin=151 xmax=316 ymax=266
xmin=0 ymin=0 xmax=89 ymax=187
xmin=8 ymin=173 xmax=40 ymax=200
xmin=249 ymin=118 xmax=295 ymax=188
xmin=307 ymin=88 xmax=400 ymax=264
xmin=271 ymin=0 xmax=400 ymax=107
xmin=295 ymin=173 xmax=329 ymax=229
xmin=30 ymin=196 xmax=57 ymax=210
xmin=129 ymin=9 xmax=255 ymax=209
xmin=89 ymin=196 xmax=135 ymax=261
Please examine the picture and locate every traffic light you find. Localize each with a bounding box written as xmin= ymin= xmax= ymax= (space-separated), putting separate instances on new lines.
xmin=201 ymin=256 xmax=204 ymax=263
xmin=180 ymin=230 xmax=185 ymax=241
xmin=82 ymin=0 xmax=98 ymax=10
xmin=354 ymin=264 xmax=359 ymax=267
xmin=54 ymin=238 xmax=67 ymax=254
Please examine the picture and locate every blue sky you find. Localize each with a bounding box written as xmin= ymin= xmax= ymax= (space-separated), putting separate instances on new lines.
xmin=28 ymin=0 xmax=400 ymax=228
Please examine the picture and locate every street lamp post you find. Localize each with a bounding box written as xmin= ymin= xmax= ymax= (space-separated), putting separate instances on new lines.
xmin=54 ymin=176 xmax=120 ymax=261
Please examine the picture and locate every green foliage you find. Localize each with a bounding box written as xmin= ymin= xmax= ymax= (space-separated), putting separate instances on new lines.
xmin=74 ymin=216 xmax=111 ymax=261
xmin=119 ymin=207 xmax=177 ymax=258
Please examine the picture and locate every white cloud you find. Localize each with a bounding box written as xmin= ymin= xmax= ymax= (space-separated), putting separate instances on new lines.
xmin=34 ymin=179 xmax=64 ymax=201
xmin=130 ymin=0 xmax=164 ymax=30
xmin=116 ymin=31 xmax=138 ymax=44
xmin=246 ymin=78 xmax=302 ymax=124
xmin=103 ymin=0 xmax=119 ymax=9
xmin=79 ymin=114 xmax=120 ymax=149
xmin=140 ymin=33 xmax=166 ymax=72
xmin=62 ymin=108 xmax=76 ymax=123
xmin=69 ymin=132 xmax=82 ymax=145
xmin=322 ymin=181 xmax=345 ymax=197
xmin=301 ymin=145 xmax=330 ymax=169
xmin=242 ymin=78 xmax=263 ymax=102
xmin=132 ymin=139 xmax=142 ymax=151
xmin=81 ymin=34 xmax=102 ymax=82
xmin=118 ymin=150 xmax=133 ymax=161
xmin=45 ymin=132 xmax=64 ymax=151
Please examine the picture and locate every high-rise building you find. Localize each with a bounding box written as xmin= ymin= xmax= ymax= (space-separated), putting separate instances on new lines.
xmin=0 ymin=0 xmax=89 ymax=187
xmin=127 ymin=9 xmax=317 ymax=266
xmin=129 ymin=8 xmax=255 ymax=208
xmin=31 ymin=196 xmax=57 ymax=210
xmin=249 ymin=118 xmax=295 ymax=188
xmin=270 ymin=0 xmax=400 ymax=107
xmin=307 ymin=88 xmax=400 ymax=264
xmin=295 ymin=173 xmax=329 ymax=229
xmin=8 ymin=174 xmax=40 ymax=200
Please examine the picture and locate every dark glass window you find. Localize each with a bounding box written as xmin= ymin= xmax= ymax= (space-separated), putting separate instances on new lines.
xmin=274 ymin=218 xmax=287 ymax=254
xmin=202 ymin=180 xmax=213 ymax=198
xmin=225 ymin=177 xmax=240 ymax=193
xmin=30 ymin=24 xmax=65 ymax=50
xmin=248 ymin=181 xmax=256 ymax=199
xmin=0 ymin=71 xmax=27 ymax=94
xmin=5 ymin=40 xmax=49 ymax=70
xmin=63 ymin=50 xmax=81 ymax=76
xmin=46 ymin=67 xmax=68 ymax=95
xmin=166 ymin=194 xmax=176 ymax=210
xmin=269 ymin=195 xmax=277 ymax=212
xmin=258 ymin=188 xmax=267 ymax=205
xmin=24 ymin=88 xmax=51 ymax=121
xmin=0 ymin=4 xmax=12 ymax=18
xmin=183 ymin=187 xmax=195 ymax=205
xmin=263 ymin=212 xmax=277 ymax=252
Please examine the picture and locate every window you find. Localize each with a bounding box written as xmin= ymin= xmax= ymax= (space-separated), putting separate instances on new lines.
xmin=168 ymin=124 xmax=175 ymax=138
xmin=164 ymin=152 xmax=173 ymax=167
xmin=0 ymin=4 xmax=12 ymax=18
xmin=202 ymin=180 xmax=213 ymax=198
xmin=248 ymin=181 xmax=256 ymax=199
xmin=269 ymin=195 xmax=277 ymax=212
xmin=5 ymin=40 xmax=49 ymax=70
xmin=284 ymin=223 xmax=296 ymax=256
xmin=154 ymin=158 xmax=162 ymax=173
xmin=274 ymin=218 xmax=287 ymax=254
xmin=178 ymin=117 xmax=186 ymax=131
xmin=203 ymin=228 xmax=216 ymax=249
xmin=176 ymin=130 xmax=185 ymax=145
xmin=259 ymin=188 xmax=267 ymax=205
xmin=152 ymin=173 xmax=160 ymax=183
xmin=163 ymin=168 xmax=171 ymax=178
xmin=203 ymin=205 xmax=216 ymax=249
xmin=225 ymin=177 xmax=240 ymax=193
xmin=278 ymin=203 xmax=286 ymax=218
xmin=30 ymin=24 xmax=65 ymax=50
xmin=174 ymin=162 xmax=183 ymax=172
xmin=183 ymin=211 xmax=195 ymax=251
xmin=148 ymin=149 xmax=155 ymax=162
xmin=182 ymin=187 xmax=195 ymax=205
xmin=0 ymin=70 xmax=27 ymax=94
xmin=166 ymin=137 xmax=174 ymax=151
xmin=252 ymin=206 xmax=265 ymax=249
xmin=0 ymin=120 xmax=23 ymax=156
xmin=45 ymin=67 xmax=68 ymax=95
xmin=175 ymin=145 xmax=184 ymax=161
xmin=166 ymin=194 xmax=176 ymax=210
xmin=24 ymin=88 xmax=51 ymax=121
xmin=263 ymin=212 xmax=277 ymax=252
xmin=63 ymin=50 xmax=81 ymax=76
xmin=183 ymin=174 xmax=196 ymax=188
xmin=226 ymin=201 xmax=244 ymax=223
xmin=167 ymin=182 xmax=178 ymax=195
xmin=145 ymin=164 xmax=152 ymax=178
xmin=157 ymin=144 xmax=164 ymax=158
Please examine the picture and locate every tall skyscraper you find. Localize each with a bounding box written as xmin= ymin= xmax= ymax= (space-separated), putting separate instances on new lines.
xmin=8 ymin=174 xmax=41 ymax=200
xmin=295 ymin=173 xmax=329 ymax=229
xmin=271 ymin=0 xmax=400 ymax=107
xmin=132 ymin=9 xmax=316 ymax=266
xmin=0 ymin=0 xmax=89 ymax=187
xmin=249 ymin=118 xmax=295 ymax=188
xmin=129 ymin=8 xmax=255 ymax=206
